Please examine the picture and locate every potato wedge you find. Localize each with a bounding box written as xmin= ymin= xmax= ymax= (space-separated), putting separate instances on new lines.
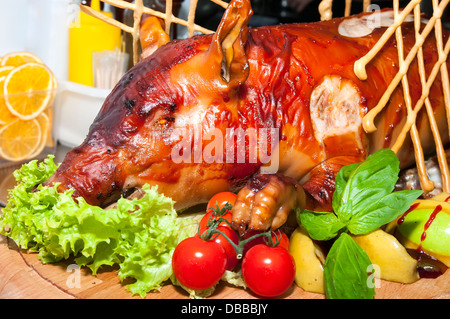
xmin=289 ymin=226 xmax=325 ymax=294
xmin=352 ymin=229 xmax=419 ymax=284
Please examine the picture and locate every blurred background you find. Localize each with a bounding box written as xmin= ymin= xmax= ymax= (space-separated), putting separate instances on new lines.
xmin=1 ymin=0 xmax=439 ymax=83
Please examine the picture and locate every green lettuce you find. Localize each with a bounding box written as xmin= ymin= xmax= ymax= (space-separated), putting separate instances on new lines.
xmin=0 ymin=155 xmax=199 ymax=298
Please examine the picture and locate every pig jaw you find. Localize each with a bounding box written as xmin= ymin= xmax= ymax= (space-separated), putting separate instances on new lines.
xmin=43 ymin=143 xmax=125 ymax=207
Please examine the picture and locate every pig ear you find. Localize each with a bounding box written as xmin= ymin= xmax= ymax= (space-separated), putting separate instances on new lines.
xmin=140 ymin=15 xmax=171 ymax=59
xmin=208 ymin=0 xmax=253 ymax=85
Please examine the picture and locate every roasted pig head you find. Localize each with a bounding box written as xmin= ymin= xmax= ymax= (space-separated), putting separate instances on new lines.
xmin=45 ymin=0 xmax=256 ymax=209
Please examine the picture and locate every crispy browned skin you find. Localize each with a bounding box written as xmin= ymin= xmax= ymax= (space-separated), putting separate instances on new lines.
xmin=140 ymin=15 xmax=170 ymax=58
xmin=45 ymin=0 xmax=449 ymax=232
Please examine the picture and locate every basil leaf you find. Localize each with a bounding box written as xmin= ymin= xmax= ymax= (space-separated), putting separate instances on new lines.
xmin=324 ymin=233 xmax=375 ymax=299
xmin=333 ymin=149 xmax=400 ymax=223
xmin=297 ymin=209 xmax=346 ymax=241
xmin=332 ymin=162 xmax=360 ymax=214
xmin=347 ymin=190 xmax=423 ymax=235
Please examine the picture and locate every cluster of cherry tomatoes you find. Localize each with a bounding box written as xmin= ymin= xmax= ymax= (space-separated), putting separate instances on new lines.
xmin=172 ymin=192 xmax=296 ymax=298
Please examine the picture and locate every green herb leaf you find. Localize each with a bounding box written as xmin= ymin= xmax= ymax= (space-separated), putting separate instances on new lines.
xmin=333 ymin=149 xmax=400 ymax=223
xmin=298 ymin=149 xmax=423 ymax=299
xmin=347 ymin=189 xmax=423 ymax=235
xmin=296 ymin=209 xmax=346 ymax=241
xmin=332 ymin=162 xmax=360 ymax=215
xmin=324 ymin=232 xmax=374 ymax=299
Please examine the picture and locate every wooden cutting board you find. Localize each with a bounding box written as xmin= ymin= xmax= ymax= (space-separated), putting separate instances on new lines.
xmin=0 ymin=150 xmax=449 ymax=299
xmin=0 ymin=234 xmax=449 ymax=299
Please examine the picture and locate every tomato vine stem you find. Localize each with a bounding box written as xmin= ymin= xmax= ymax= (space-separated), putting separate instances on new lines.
xmin=197 ymin=204 xmax=281 ymax=259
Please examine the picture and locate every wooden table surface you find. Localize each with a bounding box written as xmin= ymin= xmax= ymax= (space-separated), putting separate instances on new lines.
xmin=0 ymin=145 xmax=449 ymax=299
xmin=0 ymin=233 xmax=449 ymax=299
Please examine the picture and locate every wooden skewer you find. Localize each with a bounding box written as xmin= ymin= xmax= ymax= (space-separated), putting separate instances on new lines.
xmin=209 ymin=0 xmax=228 ymax=9
xmin=393 ymin=1 xmax=435 ymax=192
xmin=80 ymin=5 xmax=133 ymax=33
xmin=165 ymin=0 xmax=173 ymax=35
xmin=80 ymin=0 xmax=221 ymax=67
xmin=432 ymin=1 xmax=450 ymax=193
xmin=361 ymin=0 xmax=449 ymax=133
xmin=354 ymin=0 xmax=422 ymax=81
xmin=345 ymin=0 xmax=352 ymax=17
xmin=99 ymin=0 xmax=215 ymax=34
xmin=410 ymin=2 xmax=450 ymax=193
xmin=131 ymin=0 xmax=144 ymax=65
xmin=187 ymin=0 xmax=200 ymax=37
xmin=321 ymin=0 xmax=450 ymax=195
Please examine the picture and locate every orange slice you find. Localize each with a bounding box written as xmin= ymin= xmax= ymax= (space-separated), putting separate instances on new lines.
xmin=0 ymin=66 xmax=13 ymax=78
xmin=44 ymin=107 xmax=55 ymax=148
xmin=0 ymin=118 xmax=41 ymax=161
xmin=4 ymin=62 xmax=55 ymax=120
xmin=28 ymin=112 xmax=50 ymax=158
xmin=0 ymin=51 xmax=43 ymax=68
xmin=0 ymin=76 xmax=17 ymax=125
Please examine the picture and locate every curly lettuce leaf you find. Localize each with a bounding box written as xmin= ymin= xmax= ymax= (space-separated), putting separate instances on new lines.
xmin=0 ymin=155 xmax=198 ymax=298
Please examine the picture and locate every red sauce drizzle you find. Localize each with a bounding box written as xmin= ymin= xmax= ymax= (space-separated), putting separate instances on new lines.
xmin=445 ymin=195 xmax=450 ymax=202
xmin=419 ymin=204 xmax=442 ymax=242
xmin=397 ymin=202 xmax=420 ymax=225
xmin=402 ymin=203 xmax=448 ymax=279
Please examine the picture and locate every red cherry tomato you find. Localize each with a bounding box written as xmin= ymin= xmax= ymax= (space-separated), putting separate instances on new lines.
xmin=172 ymin=236 xmax=227 ymax=291
xmin=243 ymin=229 xmax=290 ymax=255
xmin=197 ymin=192 xmax=240 ymax=270
xmin=242 ymin=244 xmax=296 ymax=297
xmin=197 ymin=224 xmax=240 ymax=271
xmin=199 ymin=191 xmax=236 ymax=236
xmin=206 ymin=192 xmax=237 ymax=213
xmin=273 ymin=230 xmax=290 ymax=250
xmin=199 ymin=209 xmax=233 ymax=232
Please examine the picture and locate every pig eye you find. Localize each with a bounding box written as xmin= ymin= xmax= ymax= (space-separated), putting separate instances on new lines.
xmin=156 ymin=117 xmax=175 ymax=126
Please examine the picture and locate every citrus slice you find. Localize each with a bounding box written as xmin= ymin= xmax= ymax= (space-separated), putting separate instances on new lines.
xmin=0 ymin=118 xmax=41 ymax=161
xmin=0 ymin=76 xmax=17 ymax=125
xmin=0 ymin=66 xmax=13 ymax=77
xmin=4 ymin=62 xmax=55 ymax=120
xmin=28 ymin=112 xmax=50 ymax=158
xmin=44 ymin=108 xmax=55 ymax=148
xmin=0 ymin=51 xmax=43 ymax=67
